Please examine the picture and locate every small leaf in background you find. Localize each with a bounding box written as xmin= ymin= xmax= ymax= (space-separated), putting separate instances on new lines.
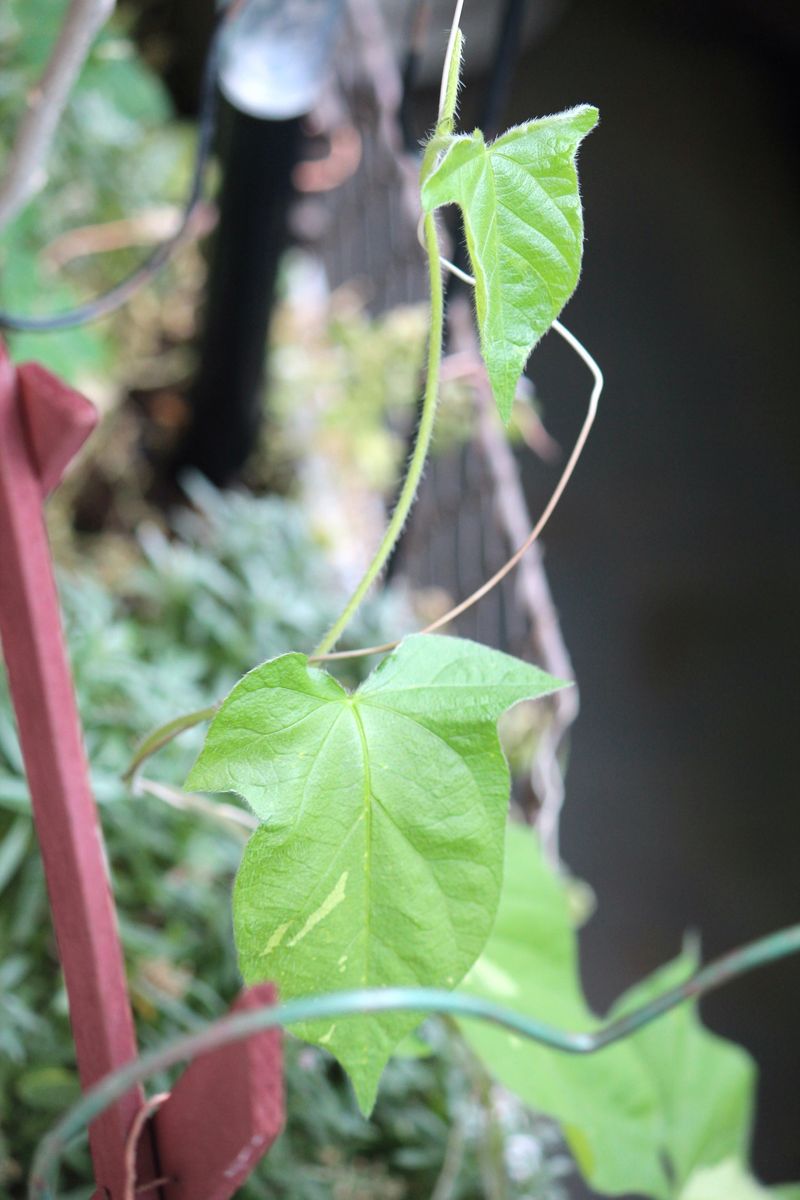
xmin=680 ymin=1158 xmax=800 ymax=1200
xmin=458 ymin=824 xmax=668 ymax=1199
xmin=611 ymin=949 xmax=755 ymax=1191
xmin=187 ymin=634 xmax=566 ymax=1112
xmin=421 ymin=106 xmax=598 ymax=422
xmin=15 ymin=1067 xmax=80 ymax=1113
xmin=0 ymin=817 xmax=29 ymax=894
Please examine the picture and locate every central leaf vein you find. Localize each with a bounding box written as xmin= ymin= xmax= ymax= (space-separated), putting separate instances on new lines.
xmin=351 ymin=702 xmax=372 ymax=988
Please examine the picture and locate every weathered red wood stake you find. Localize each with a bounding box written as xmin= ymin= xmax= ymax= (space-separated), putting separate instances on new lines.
xmin=154 ymin=984 xmax=283 ymax=1200
xmin=0 ymin=341 xmax=283 ymax=1198
xmin=0 ymin=344 xmax=155 ymax=1198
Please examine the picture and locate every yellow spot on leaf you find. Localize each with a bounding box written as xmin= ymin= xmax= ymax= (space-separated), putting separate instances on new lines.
xmin=288 ymin=872 xmax=349 ymax=948
xmin=261 ymin=921 xmax=291 ymax=957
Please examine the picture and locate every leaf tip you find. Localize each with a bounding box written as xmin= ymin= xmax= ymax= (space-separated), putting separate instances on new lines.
xmin=351 ymin=1071 xmax=380 ymax=1118
xmin=571 ymin=104 xmax=600 ymax=137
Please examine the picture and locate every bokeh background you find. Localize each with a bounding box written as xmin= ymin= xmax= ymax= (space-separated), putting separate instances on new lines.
xmin=505 ymin=2 xmax=800 ymax=1184
xmin=1 ymin=1 xmax=797 ymax=1196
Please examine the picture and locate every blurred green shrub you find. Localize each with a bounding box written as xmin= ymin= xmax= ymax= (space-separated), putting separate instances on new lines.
xmin=0 ymin=0 xmax=192 ymax=379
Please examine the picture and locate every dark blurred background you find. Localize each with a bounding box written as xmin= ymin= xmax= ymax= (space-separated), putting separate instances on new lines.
xmin=498 ymin=0 xmax=800 ymax=1187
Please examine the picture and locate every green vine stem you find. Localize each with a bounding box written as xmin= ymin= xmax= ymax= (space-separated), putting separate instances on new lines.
xmin=312 ymin=316 xmax=603 ymax=664
xmin=29 ymin=921 xmax=800 ymax=1198
xmin=122 ymin=704 xmax=218 ymax=784
xmin=122 ymin=214 xmax=444 ymax=779
xmin=311 ymin=210 xmax=445 ymax=657
xmin=121 ymin=310 xmax=601 ymax=778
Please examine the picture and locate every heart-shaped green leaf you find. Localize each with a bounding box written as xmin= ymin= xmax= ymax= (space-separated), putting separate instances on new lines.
xmin=421 ymin=105 xmax=598 ymax=422
xmin=186 ymin=634 xmax=566 ymax=1112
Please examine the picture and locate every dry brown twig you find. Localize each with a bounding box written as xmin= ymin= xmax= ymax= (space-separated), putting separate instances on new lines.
xmin=134 ymin=777 xmax=256 ymax=838
xmin=448 ymin=296 xmax=580 ymax=865
xmin=41 ymin=202 xmax=216 ymax=269
xmin=0 ymin=0 xmax=117 ymax=233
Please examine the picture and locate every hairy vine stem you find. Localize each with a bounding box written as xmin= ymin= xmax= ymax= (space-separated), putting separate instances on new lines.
xmin=310 ymin=0 xmax=464 ymax=657
xmin=122 ymin=315 xmax=601 ymax=779
xmin=29 ymin=921 xmax=800 ymax=1198
xmin=311 ymin=210 xmax=445 ymax=656
xmin=312 ymin=314 xmax=603 ymax=663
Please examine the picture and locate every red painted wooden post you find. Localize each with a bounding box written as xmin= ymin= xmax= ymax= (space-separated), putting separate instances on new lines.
xmin=0 ymin=341 xmax=158 ymax=1198
xmin=1 ymin=340 xmax=285 ymax=1198
xmin=154 ymin=984 xmax=284 ymax=1200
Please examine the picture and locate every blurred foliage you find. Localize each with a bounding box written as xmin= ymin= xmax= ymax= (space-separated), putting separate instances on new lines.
xmin=0 ymin=479 xmax=568 ymax=1199
xmin=263 ymin=276 xmax=427 ymax=495
xmin=0 ymin=0 xmax=195 ymax=380
xmin=260 ymin=262 xmax=552 ymax=523
xmin=262 ymin=264 xmax=511 ymax=497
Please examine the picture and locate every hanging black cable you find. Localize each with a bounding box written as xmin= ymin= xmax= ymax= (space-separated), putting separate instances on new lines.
xmin=171 ymin=101 xmax=302 ymax=484
xmin=0 ymin=9 xmax=226 ymax=334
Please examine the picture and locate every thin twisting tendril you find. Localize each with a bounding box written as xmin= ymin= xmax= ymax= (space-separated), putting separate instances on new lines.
xmin=311 ymin=301 xmax=603 ymax=664
xmin=28 ymin=922 xmax=800 ymax=1198
xmin=438 ymin=0 xmax=466 ymax=121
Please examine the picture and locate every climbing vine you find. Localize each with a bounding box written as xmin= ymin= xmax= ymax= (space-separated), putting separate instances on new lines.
xmin=188 ymin=6 xmax=596 ymax=1113
xmin=126 ymin=7 xmax=799 ymax=1199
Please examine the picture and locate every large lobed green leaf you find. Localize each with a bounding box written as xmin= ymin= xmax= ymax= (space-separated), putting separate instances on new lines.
xmin=187 ymin=634 xmax=566 ymax=1112
xmin=459 ymin=826 xmax=772 ymax=1199
xmin=421 ymin=105 xmax=598 ymax=423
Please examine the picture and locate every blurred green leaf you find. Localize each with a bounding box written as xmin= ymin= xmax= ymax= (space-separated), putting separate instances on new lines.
xmin=15 ymin=1067 xmax=80 ymax=1113
xmin=459 ymin=824 xmax=667 ymax=1198
xmin=459 ymin=827 xmax=778 ymax=1198
xmin=0 ymin=818 xmax=29 ymax=893
xmin=612 ymin=951 xmax=755 ymax=1190
xmin=680 ymin=1159 xmax=800 ymax=1200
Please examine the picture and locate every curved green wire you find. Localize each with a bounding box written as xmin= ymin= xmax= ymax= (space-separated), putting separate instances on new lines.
xmin=29 ymin=921 xmax=800 ymax=1198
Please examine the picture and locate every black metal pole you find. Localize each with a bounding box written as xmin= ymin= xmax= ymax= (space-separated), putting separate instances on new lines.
xmin=174 ymin=98 xmax=302 ymax=486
